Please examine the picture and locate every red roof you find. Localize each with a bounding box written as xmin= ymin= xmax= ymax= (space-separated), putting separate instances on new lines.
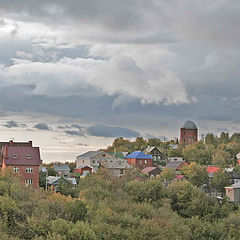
xmin=175 ymin=175 xmax=185 ymax=180
xmin=207 ymin=166 xmax=219 ymax=173
xmin=141 ymin=167 xmax=157 ymax=174
xmin=3 ymin=146 xmax=42 ymax=166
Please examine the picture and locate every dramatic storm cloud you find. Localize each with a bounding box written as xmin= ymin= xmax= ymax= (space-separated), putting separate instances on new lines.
xmin=0 ymin=0 xmax=239 ymax=161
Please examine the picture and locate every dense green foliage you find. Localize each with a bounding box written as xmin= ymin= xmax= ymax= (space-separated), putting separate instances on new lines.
xmin=0 ymin=169 xmax=240 ymax=240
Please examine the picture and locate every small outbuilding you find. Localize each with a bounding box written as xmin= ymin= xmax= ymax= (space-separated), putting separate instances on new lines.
xmin=141 ymin=167 xmax=161 ymax=178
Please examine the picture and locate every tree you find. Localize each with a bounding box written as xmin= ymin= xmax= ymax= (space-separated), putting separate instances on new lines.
xmin=219 ymin=132 xmax=230 ymax=144
xmin=205 ymin=133 xmax=218 ymax=146
xmin=212 ymin=150 xmax=233 ymax=167
xmin=46 ymin=167 xmax=58 ymax=176
xmin=160 ymin=167 xmax=176 ymax=184
xmin=183 ymin=141 xmax=215 ymax=165
xmin=182 ymin=162 xmax=208 ymax=187
xmin=211 ymin=170 xmax=230 ymax=195
xmin=230 ymin=132 xmax=240 ymax=143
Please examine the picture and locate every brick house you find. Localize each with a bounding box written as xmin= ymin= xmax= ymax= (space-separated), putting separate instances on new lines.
xmin=1 ymin=143 xmax=42 ymax=187
xmin=125 ymin=151 xmax=153 ymax=169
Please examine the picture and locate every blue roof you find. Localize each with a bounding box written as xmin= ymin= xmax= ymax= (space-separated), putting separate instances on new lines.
xmin=125 ymin=151 xmax=153 ymax=160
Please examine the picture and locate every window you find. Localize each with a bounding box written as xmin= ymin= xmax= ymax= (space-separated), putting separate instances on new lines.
xmin=13 ymin=167 xmax=19 ymax=173
xmin=82 ymin=160 xmax=85 ymax=163
xmin=139 ymin=160 xmax=143 ymax=164
xmin=26 ymin=154 xmax=32 ymax=159
xmin=120 ymin=169 xmax=123 ymax=174
xmin=92 ymin=160 xmax=95 ymax=164
xmin=102 ymin=154 xmax=106 ymax=157
xmin=25 ymin=179 xmax=33 ymax=185
xmin=13 ymin=153 xmax=18 ymax=159
xmin=145 ymin=160 xmax=148 ymax=164
xmin=26 ymin=167 xmax=33 ymax=173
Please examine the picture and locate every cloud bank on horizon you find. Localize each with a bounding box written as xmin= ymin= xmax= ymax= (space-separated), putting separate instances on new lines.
xmin=0 ymin=0 xmax=240 ymax=140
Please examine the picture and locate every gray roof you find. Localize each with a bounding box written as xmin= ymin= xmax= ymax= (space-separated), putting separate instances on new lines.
xmin=181 ymin=120 xmax=197 ymax=130
xmin=47 ymin=176 xmax=59 ymax=185
xmin=67 ymin=178 xmax=77 ymax=185
xmin=47 ymin=176 xmax=77 ymax=185
xmin=53 ymin=163 xmax=70 ymax=172
xmin=165 ymin=161 xmax=185 ymax=170
xmin=77 ymin=151 xmax=102 ymax=158
xmin=225 ymin=182 xmax=240 ymax=189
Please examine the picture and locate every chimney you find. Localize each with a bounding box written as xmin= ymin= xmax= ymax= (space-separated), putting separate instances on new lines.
xmin=4 ymin=145 xmax=8 ymax=158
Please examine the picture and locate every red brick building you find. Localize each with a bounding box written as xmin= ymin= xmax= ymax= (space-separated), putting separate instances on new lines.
xmin=180 ymin=120 xmax=198 ymax=144
xmin=1 ymin=141 xmax=42 ymax=187
xmin=125 ymin=151 xmax=153 ymax=169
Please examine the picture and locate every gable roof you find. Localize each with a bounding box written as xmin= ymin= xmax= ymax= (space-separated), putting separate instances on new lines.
xmin=77 ymin=151 xmax=102 ymax=158
xmin=175 ymin=175 xmax=185 ymax=180
xmin=165 ymin=161 xmax=187 ymax=170
xmin=207 ymin=166 xmax=219 ymax=174
xmin=225 ymin=182 xmax=240 ymax=189
xmin=144 ymin=147 xmax=162 ymax=154
xmin=125 ymin=151 xmax=153 ymax=160
xmin=3 ymin=146 xmax=41 ymax=166
xmin=107 ymin=152 xmax=125 ymax=159
xmin=53 ymin=163 xmax=70 ymax=172
xmin=141 ymin=167 xmax=158 ymax=174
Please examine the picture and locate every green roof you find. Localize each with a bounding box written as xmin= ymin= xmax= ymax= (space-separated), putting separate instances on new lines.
xmin=107 ymin=152 xmax=125 ymax=159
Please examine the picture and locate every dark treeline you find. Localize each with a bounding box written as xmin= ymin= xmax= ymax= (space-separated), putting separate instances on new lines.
xmin=1 ymin=169 xmax=240 ymax=240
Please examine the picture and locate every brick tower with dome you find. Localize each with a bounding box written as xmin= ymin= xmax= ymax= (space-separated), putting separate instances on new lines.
xmin=180 ymin=120 xmax=198 ymax=144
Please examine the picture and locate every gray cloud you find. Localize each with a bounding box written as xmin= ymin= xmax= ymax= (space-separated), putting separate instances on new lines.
xmin=0 ymin=0 xmax=239 ymax=140
xmin=87 ymin=124 xmax=140 ymax=138
xmin=65 ymin=130 xmax=85 ymax=136
xmin=33 ymin=123 xmax=51 ymax=130
xmin=3 ymin=120 xmax=28 ymax=128
xmin=4 ymin=120 xmax=19 ymax=128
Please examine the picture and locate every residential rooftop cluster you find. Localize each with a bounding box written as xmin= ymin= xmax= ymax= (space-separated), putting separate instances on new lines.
xmin=1 ymin=120 xmax=240 ymax=203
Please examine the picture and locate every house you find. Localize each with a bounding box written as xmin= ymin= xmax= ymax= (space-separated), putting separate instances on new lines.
xmin=144 ymin=147 xmax=163 ymax=165
xmin=207 ymin=166 xmax=220 ymax=179
xmin=76 ymin=151 xmax=114 ymax=172
xmin=225 ymin=182 xmax=240 ymax=203
xmin=225 ymin=168 xmax=240 ymax=184
xmin=74 ymin=165 xmax=93 ymax=176
xmin=107 ymin=152 xmax=126 ymax=159
xmin=167 ymin=157 xmax=184 ymax=162
xmin=165 ymin=159 xmax=189 ymax=171
xmin=47 ymin=176 xmax=77 ymax=191
xmin=99 ymin=158 xmax=131 ymax=178
xmin=141 ymin=166 xmax=161 ymax=178
xmin=1 ymin=142 xmax=42 ymax=187
xmin=53 ymin=163 xmax=70 ymax=177
xmin=0 ymin=140 xmax=33 ymax=166
xmin=174 ymin=175 xmax=185 ymax=181
xmin=237 ymin=153 xmax=240 ymax=164
xmin=125 ymin=151 xmax=153 ymax=169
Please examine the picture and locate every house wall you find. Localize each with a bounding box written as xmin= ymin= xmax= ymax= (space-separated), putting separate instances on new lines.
xmin=180 ymin=128 xmax=198 ymax=144
xmin=3 ymin=165 xmax=39 ymax=187
xmin=126 ymin=158 xmax=152 ymax=169
xmin=74 ymin=166 xmax=93 ymax=175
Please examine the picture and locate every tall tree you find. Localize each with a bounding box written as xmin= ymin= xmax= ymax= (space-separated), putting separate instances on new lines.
xmin=183 ymin=162 xmax=208 ymax=187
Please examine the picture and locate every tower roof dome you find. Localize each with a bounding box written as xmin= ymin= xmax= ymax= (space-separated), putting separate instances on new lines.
xmin=182 ymin=120 xmax=197 ymax=130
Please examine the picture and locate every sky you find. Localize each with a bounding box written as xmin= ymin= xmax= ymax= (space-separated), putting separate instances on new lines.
xmin=0 ymin=0 xmax=240 ymax=162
